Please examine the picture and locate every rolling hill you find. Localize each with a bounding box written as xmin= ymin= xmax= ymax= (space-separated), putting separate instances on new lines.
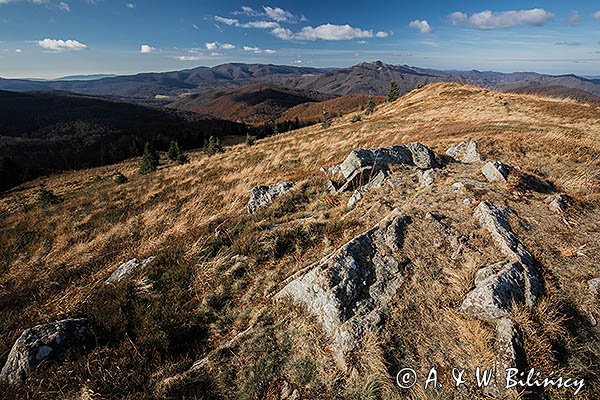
xmin=1 ymin=83 xmax=599 ymax=399
xmin=280 ymin=94 xmax=386 ymax=124
xmin=168 ymin=83 xmax=335 ymax=125
xmin=2 ymin=62 xmax=600 ymax=100
xmin=0 ymin=90 xmax=246 ymax=191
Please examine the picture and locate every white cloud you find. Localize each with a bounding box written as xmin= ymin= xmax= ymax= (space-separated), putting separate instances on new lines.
xmin=375 ymin=31 xmax=388 ymax=38
xmin=242 ymin=45 xmax=275 ymax=54
xmin=15 ymin=48 xmax=22 ymax=52
xmin=235 ymin=6 xmax=260 ymax=16
xmin=566 ymin=11 xmax=580 ymax=26
xmin=294 ymin=24 xmax=375 ymax=41
xmin=242 ymin=20 xmax=279 ymax=28
xmin=192 ymin=24 xmax=199 ymax=30
xmin=210 ymin=52 xmax=223 ymax=56
xmin=271 ymin=26 xmax=293 ymax=40
xmin=140 ymin=44 xmax=155 ymax=53
xmin=593 ymin=11 xmax=600 ymax=22
xmin=175 ymin=55 xmax=202 ymax=61
xmin=37 ymin=38 xmax=87 ymax=52
xmin=126 ymin=3 xmax=135 ymax=9
xmin=263 ymin=6 xmax=295 ymax=22
xmin=205 ymin=42 xmax=218 ymax=50
xmin=408 ymin=19 xmax=431 ymax=33
xmin=206 ymin=42 xmax=235 ymax=50
xmin=450 ymin=9 xmax=553 ymax=30
xmin=220 ymin=43 xmax=235 ymax=49
xmin=214 ymin=16 xmax=239 ymax=26
xmin=57 ymin=1 xmax=70 ymax=12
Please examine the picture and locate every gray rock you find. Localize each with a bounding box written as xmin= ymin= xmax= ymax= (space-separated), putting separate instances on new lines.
xmin=473 ymin=201 xmax=541 ymax=305
xmin=106 ymin=256 xmax=156 ymax=284
xmin=347 ymin=190 xmax=363 ymax=209
xmin=545 ymin=193 xmax=569 ymax=213
xmin=405 ymin=142 xmax=437 ymax=169
xmin=275 ymin=212 xmax=410 ymax=364
xmin=419 ymin=169 xmax=436 ymax=186
xmin=247 ymin=181 xmax=295 ymax=214
xmin=589 ymin=278 xmax=600 ymax=296
xmin=481 ymin=161 xmax=510 ymax=183
xmin=495 ymin=318 xmax=526 ymax=395
xmin=0 ymin=319 xmax=92 ymax=385
xmin=461 ymin=260 xmax=527 ymax=321
xmin=445 ymin=139 xmax=484 ymax=163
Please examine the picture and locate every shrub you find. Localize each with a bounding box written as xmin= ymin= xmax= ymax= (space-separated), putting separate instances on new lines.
xmin=37 ymin=185 xmax=61 ymax=206
xmin=245 ymin=134 xmax=257 ymax=147
xmin=351 ymin=114 xmax=362 ymax=123
xmin=138 ymin=142 xmax=159 ymax=175
xmin=176 ymin=151 xmax=190 ymax=165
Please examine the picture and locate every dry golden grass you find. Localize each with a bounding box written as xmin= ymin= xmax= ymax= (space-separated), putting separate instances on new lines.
xmin=1 ymin=82 xmax=599 ymax=399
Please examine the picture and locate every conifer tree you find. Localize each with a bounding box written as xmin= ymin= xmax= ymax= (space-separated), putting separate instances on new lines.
xmin=167 ymin=140 xmax=179 ymax=161
xmin=139 ymin=141 xmax=159 ymax=174
xmin=365 ymin=96 xmax=376 ymax=115
xmin=387 ymin=80 xmax=400 ymax=102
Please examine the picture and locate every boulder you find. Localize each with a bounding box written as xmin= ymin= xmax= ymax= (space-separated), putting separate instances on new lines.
xmin=445 ymin=139 xmax=484 ymax=163
xmin=545 ymin=193 xmax=569 ymax=213
xmin=0 ymin=319 xmax=92 ymax=385
xmin=494 ymin=318 xmax=527 ymax=395
xmin=481 ymin=161 xmax=510 ymax=183
xmin=106 ymin=256 xmax=156 ymax=284
xmin=247 ymin=181 xmax=295 ymax=214
xmin=347 ymin=190 xmax=363 ymax=209
xmin=275 ymin=212 xmax=410 ymax=364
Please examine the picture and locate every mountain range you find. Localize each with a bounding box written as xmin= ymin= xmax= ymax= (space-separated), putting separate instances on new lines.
xmin=2 ymin=61 xmax=600 ymax=100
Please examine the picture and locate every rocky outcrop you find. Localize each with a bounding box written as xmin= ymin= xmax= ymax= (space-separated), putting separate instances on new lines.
xmin=481 ymin=161 xmax=510 ymax=183
xmin=0 ymin=319 xmax=92 ymax=385
xmin=247 ymin=181 xmax=295 ymax=214
xmin=332 ymin=142 xmax=436 ymax=193
xmin=275 ymin=211 xmax=410 ymax=364
xmin=445 ymin=139 xmax=484 ymax=163
xmin=106 ymin=256 xmax=156 ymax=284
xmin=545 ymin=193 xmax=569 ymax=213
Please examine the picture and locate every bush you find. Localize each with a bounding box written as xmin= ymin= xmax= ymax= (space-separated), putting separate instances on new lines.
xmin=245 ymin=134 xmax=257 ymax=147
xmin=351 ymin=114 xmax=362 ymax=123
xmin=203 ymin=136 xmax=224 ymax=155
xmin=113 ymin=172 xmax=128 ymax=184
xmin=138 ymin=142 xmax=159 ymax=175
xmin=37 ymin=186 xmax=61 ymax=206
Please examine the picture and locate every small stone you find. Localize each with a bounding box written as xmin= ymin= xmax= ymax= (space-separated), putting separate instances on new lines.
xmin=589 ymin=278 xmax=600 ymax=296
xmin=106 ymin=256 xmax=156 ymax=284
xmin=419 ymin=169 xmax=436 ymax=186
xmin=545 ymin=193 xmax=569 ymax=213
xmin=247 ymin=181 xmax=295 ymax=214
xmin=445 ymin=139 xmax=484 ymax=163
xmin=347 ymin=190 xmax=363 ymax=209
xmin=481 ymin=161 xmax=510 ymax=183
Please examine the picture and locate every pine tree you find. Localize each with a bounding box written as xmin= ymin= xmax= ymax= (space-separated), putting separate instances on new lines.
xmin=387 ymin=80 xmax=400 ymax=102
xmin=365 ymin=96 xmax=376 ymax=115
xmin=176 ymin=151 xmax=190 ymax=165
xmin=203 ymin=136 xmax=223 ymax=155
xmin=321 ymin=109 xmax=331 ymax=129
xmin=168 ymin=140 xmax=179 ymax=161
xmin=139 ymin=142 xmax=159 ymax=175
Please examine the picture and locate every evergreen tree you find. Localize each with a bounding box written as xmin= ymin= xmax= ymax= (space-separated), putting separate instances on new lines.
xmin=387 ymin=80 xmax=400 ymax=102
xmin=365 ymin=96 xmax=376 ymax=115
xmin=176 ymin=151 xmax=190 ymax=165
xmin=167 ymin=140 xmax=179 ymax=161
xmin=139 ymin=142 xmax=159 ymax=175
xmin=203 ymin=136 xmax=223 ymax=155
xmin=321 ymin=109 xmax=332 ymax=129
xmin=245 ymin=133 xmax=257 ymax=147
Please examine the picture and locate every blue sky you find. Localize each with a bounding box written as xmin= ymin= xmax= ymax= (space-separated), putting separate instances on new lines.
xmin=1 ymin=0 xmax=600 ymax=78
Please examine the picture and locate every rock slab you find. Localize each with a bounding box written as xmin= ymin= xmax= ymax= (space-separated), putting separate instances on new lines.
xmin=481 ymin=161 xmax=510 ymax=183
xmin=0 ymin=319 xmax=92 ymax=385
xmin=445 ymin=139 xmax=484 ymax=163
xmin=275 ymin=212 xmax=410 ymax=363
xmin=106 ymin=256 xmax=156 ymax=283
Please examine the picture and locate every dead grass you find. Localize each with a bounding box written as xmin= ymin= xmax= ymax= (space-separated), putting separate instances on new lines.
xmin=1 ymin=82 xmax=599 ymax=399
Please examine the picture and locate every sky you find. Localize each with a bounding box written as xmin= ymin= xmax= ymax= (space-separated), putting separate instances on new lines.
xmin=1 ymin=1 xmax=600 ymax=78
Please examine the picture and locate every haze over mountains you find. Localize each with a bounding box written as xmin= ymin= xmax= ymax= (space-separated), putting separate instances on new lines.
xmin=2 ymin=61 xmax=600 ymax=100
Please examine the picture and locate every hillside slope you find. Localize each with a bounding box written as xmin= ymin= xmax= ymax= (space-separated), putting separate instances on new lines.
xmin=280 ymin=94 xmax=385 ymax=124
xmin=0 ymin=90 xmax=245 ymax=191
xmin=168 ymin=83 xmax=335 ymax=124
xmin=1 ymin=83 xmax=599 ymax=399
